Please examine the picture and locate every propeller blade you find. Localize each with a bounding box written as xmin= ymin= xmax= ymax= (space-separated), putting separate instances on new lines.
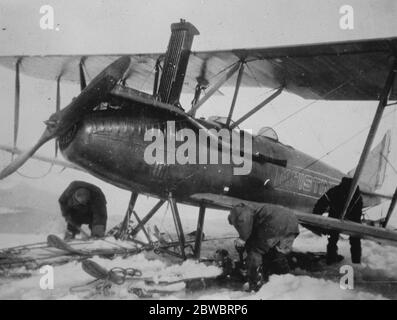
xmin=0 ymin=56 xmax=131 ymax=179
xmin=79 ymin=58 xmax=87 ymax=91
xmin=0 ymin=129 xmax=53 ymax=179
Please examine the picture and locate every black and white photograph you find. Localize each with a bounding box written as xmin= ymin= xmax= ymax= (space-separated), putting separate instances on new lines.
xmin=0 ymin=0 xmax=396 ymax=302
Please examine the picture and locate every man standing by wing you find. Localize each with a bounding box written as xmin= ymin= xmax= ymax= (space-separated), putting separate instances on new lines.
xmin=59 ymin=181 xmax=108 ymax=241
xmin=312 ymin=177 xmax=363 ymax=265
xmin=228 ymin=203 xmax=299 ymax=291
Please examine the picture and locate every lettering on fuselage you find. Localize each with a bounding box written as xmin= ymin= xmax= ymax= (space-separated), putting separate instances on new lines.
xmin=274 ymin=166 xmax=337 ymax=197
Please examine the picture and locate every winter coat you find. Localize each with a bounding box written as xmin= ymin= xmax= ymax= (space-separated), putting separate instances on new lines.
xmin=313 ymin=178 xmax=363 ymax=223
xmin=59 ymin=181 xmax=107 ymax=235
xmin=229 ymin=204 xmax=299 ymax=254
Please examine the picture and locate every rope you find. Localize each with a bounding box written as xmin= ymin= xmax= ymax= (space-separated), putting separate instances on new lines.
xmin=108 ymin=267 xmax=142 ymax=282
xmin=69 ymin=266 xmax=144 ymax=296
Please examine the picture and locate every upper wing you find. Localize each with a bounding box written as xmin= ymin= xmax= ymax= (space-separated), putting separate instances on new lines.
xmin=191 ymin=37 xmax=397 ymax=100
xmin=0 ymin=36 xmax=396 ymax=100
xmin=191 ymin=193 xmax=397 ymax=247
xmin=0 ymin=54 xmax=162 ymax=93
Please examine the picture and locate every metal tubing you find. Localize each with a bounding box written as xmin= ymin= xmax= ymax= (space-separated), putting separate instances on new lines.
xmin=130 ymin=199 xmax=165 ymax=236
xmin=188 ymin=62 xmax=240 ymax=115
xmin=341 ymin=59 xmax=397 ymax=220
xmin=383 ymin=187 xmax=397 ymax=228
xmin=169 ymin=194 xmax=186 ymax=259
xmin=231 ymin=87 xmax=283 ymax=129
xmin=55 ymin=75 xmax=61 ymax=157
xmin=13 ymin=58 xmax=22 ymax=152
xmin=132 ymin=210 xmax=152 ymax=243
xmin=226 ymin=61 xmax=245 ymax=127
xmin=194 ymin=204 xmax=206 ymax=259
xmin=119 ymin=192 xmax=138 ymax=239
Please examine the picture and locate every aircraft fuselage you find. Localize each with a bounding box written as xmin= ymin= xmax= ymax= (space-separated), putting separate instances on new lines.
xmin=60 ymin=97 xmax=345 ymax=213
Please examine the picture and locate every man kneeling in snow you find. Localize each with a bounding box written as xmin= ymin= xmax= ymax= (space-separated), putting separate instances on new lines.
xmin=228 ymin=203 xmax=299 ymax=291
xmin=59 ymin=181 xmax=108 ymax=241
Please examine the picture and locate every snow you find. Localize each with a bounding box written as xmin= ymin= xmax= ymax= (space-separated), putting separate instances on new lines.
xmin=0 ymin=180 xmax=396 ymax=300
xmin=1 ymin=222 xmax=397 ymax=300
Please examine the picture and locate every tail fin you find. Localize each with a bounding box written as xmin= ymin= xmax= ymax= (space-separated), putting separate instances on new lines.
xmin=348 ymin=130 xmax=392 ymax=192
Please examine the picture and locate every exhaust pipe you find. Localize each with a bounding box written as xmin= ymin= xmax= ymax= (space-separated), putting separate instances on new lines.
xmin=157 ymin=19 xmax=199 ymax=106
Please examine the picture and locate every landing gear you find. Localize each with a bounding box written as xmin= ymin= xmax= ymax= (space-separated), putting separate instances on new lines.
xmin=194 ymin=204 xmax=206 ymax=259
xmin=169 ymin=193 xmax=186 ymax=259
xmin=109 ymin=192 xmax=207 ymax=260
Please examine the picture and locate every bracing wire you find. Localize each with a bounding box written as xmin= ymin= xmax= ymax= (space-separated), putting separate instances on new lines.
xmin=274 ymin=109 xmax=397 ymax=189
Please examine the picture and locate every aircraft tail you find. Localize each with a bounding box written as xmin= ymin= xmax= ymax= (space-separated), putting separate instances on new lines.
xmin=348 ymin=130 xmax=392 ymax=192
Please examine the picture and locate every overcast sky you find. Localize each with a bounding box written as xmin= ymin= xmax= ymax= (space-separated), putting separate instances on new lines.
xmin=0 ymin=0 xmax=396 ymax=219
xmin=0 ymin=0 xmax=396 ymax=55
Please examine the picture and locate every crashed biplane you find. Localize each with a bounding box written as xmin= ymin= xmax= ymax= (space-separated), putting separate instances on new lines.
xmin=0 ymin=20 xmax=396 ymax=259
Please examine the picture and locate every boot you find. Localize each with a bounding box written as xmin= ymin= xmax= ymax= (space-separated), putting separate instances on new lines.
xmin=326 ymin=235 xmax=344 ymax=265
xmin=350 ymin=237 xmax=361 ymax=264
xmin=246 ymin=251 xmax=266 ymax=292
xmin=248 ymin=266 xmax=266 ymax=292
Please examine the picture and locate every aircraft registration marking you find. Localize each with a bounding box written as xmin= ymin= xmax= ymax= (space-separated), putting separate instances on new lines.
xmin=274 ymin=166 xmax=338 ymax=196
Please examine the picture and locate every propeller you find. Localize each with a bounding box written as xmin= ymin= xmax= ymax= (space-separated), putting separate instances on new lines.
xmin=196 ymin=57 xmax=209 ymax=88
xmin=0 ymin=56 xmax=131 ymax=180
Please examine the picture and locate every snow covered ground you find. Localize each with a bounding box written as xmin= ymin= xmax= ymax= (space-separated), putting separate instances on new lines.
xmin=1 ymin=219 xmax=396 ymax=300
xmin=0 ymin=174 xmax=396 ymax=300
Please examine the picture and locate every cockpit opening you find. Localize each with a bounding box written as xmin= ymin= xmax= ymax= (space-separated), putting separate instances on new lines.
xmin=256 ymin=127 xmax=279 ymax=141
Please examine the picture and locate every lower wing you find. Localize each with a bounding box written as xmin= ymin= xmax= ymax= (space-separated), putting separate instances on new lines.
xmin=191 ymin=193 xmax=397 ymax=247
xmin=0 ymin=144 xmax=84 ymax=172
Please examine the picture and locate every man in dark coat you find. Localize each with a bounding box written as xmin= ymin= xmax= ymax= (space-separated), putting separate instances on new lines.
xmin=228 ymin=203 xmax=299 ymax=291
xmin=59 ymin=181 xmax=108 ymax=240
xmin=313 ymin=177 xmax=363 ymax=264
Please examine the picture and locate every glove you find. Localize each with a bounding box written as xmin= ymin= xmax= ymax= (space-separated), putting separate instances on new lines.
xmin=64 ymin=230 xmax=75 ymax=241
xmin=91 ymin=225 xmax=105 ymax=238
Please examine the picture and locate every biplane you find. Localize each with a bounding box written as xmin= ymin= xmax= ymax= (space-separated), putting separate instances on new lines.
xmin=0 ymin=19 xmax=396 ymax=259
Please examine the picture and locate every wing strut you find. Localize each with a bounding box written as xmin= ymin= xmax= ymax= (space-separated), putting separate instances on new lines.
xmin=230 ymin=86 xmax=284 ymax=129
xmin=194 ymin=204 xmax=206 ymax=259
xmin=169 ymin=193 xmax=186 ymax=259
xmin=55 ymin=74 xmax=61 ymax=158
xmin=187 ymin=62 xmax=240 ymax=115
xmin=13 ymin=58 xmax=22 ymax=155
xmin=118 ymin=192 xmax=138 ymax=240
xmin=341 ymin=58 xmax=397 ymax=220
xmin=383 ymin=187 xmax=397 ymax=228
xmin=226 ymin=61 xmax=245 ymax=127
